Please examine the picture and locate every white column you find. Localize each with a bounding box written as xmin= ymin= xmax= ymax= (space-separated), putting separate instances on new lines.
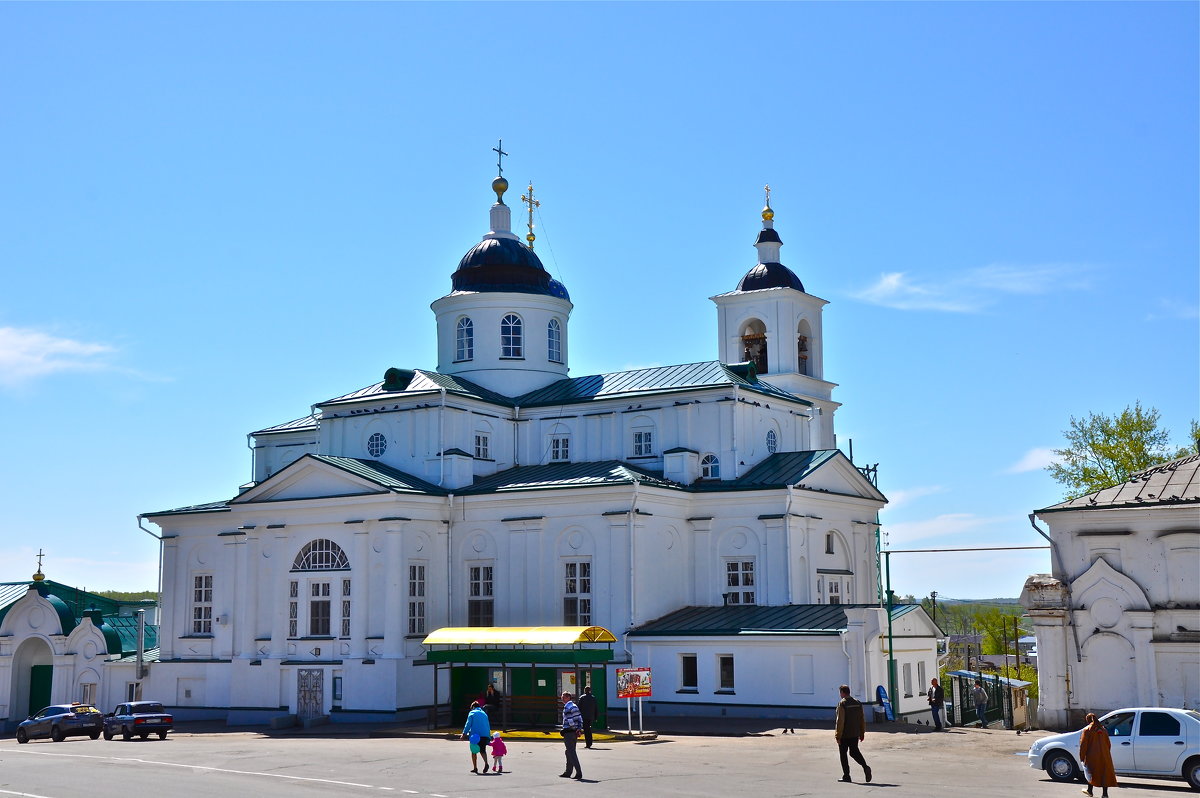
xmin=351 ymin=530 xmax=370 ymax=658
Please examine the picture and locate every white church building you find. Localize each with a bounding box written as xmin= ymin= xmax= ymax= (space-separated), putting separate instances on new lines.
xmin=128 ymin=170 xmax=939 ymax=727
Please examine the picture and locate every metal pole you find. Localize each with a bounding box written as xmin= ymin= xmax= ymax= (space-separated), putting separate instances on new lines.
xmin=884 ymin=551 xmax=897 ymax=718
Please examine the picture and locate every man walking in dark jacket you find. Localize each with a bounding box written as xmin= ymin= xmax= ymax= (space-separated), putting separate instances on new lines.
xmin=927 ymin=678 xmax=945 ymax=731
xmin=576 ymin=686 xmax=598 ymax=748
xmin=834 ymin=684 xmax=872 ymax=784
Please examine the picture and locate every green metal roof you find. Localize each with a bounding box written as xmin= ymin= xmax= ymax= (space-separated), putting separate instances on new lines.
xmin=731 ymin=450 xmax=841 ymax=488
xmin=0 ymin=581 xmax=158 ymax=655
xmin=304 ymin=454 xmax=445 ymax=494
xmin=628 ymin=603 xmax=922 ymax=636
xmin=515 ymin=360 xmax=812 ymax=408
xmin=311 ymin=361 xmax=812 ymax=415
xmin=252 ymin=414 xmax=319 ymax=436
xmin=462 ymin=461 xmax=678 ymax=494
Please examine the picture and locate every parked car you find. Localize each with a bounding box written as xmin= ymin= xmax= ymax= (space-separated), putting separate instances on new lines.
xmin=16 ymin=703 xmax=103 ymax=743
xmin=103 ymin=701 xmax=174 ymax=741
xmin=1027 ymin=707 xmax=1200 ymax=791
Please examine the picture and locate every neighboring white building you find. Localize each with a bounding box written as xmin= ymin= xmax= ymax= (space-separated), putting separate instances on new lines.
xmin=1021 ymin=454 xmax=1200 ymax=730
xmin=0 ymin=575 xmax=157 ymax=727
xmin=129 ymin=173 xmax=936 ymax=725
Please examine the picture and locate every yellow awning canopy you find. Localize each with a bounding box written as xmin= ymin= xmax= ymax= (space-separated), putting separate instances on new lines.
xmin=422 ymin=626 xmax=617 ymax=646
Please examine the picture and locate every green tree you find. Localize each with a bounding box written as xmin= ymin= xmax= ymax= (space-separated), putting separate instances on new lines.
xmin=1047 ymin=402 xmax=1196 ymax=499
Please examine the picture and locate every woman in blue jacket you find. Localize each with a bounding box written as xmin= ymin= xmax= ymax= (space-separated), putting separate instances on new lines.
xmin=461 ymin=701 xmax=492 ymax=774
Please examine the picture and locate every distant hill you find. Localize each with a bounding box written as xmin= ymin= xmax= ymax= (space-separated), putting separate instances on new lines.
xmin=95 ymin=590 xmax=157 ymax=602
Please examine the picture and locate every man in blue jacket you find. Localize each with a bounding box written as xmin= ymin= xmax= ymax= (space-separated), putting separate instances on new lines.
xmin=559 ymin=691 xmax=584 ymax=780
xmin=461 ymin=701 xmax=492 ymax=774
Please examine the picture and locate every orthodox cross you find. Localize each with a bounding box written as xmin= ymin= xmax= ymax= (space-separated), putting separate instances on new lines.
xmin=764 ymin=184 xmax=771 ymax=206
xmin=36 ymin=549 xmax=44 ymax=571
xmin=493 ymin=139 xmax=509 ymax=176
xmin=521 ymin=182 xmax=540 ymax=249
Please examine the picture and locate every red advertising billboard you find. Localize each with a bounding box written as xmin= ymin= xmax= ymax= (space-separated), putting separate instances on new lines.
xmin=616 ymin=667 xmax=652 ymax=699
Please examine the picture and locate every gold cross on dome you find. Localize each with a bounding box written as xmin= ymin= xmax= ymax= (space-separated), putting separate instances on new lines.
xmin=493 ymin=139 xmax=509 ymax=176
xmin=521 ymin=182 xmax=540 ymax=249
xmin=764 ymin=184 xmax=771 ymax=206
xmin=36 ymin=549 xmax=44 ymax=571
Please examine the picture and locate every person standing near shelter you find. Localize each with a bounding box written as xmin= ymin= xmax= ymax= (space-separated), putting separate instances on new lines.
xmin=971 ymin=680 xmax=989 ymax=728
xmin=927 ymin=678 xmax=945 ymax=731
xmin=461 ymin=701 xmax=492 ymax=774
xmin=484 ymin=683 xmax=502 ymax=720
xmin=559 ymin=691 xmax=584 ymax=780
xmin=834 ymin=684 xmax=872 ymax=784
xmin=1079 ymin=713 xmax=1117 ymax=798
xmin=576 ymin=685 xmax=598 ymax=748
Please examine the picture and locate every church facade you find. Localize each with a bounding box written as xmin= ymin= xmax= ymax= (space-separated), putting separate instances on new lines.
xmin=135 ymin=172 xmax=938 ymax=725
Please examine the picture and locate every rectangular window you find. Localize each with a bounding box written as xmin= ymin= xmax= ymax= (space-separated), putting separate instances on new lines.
xmin=563 ymin=560 xmax=592 ymax=625
xmin=828 ymin=580 xmax=841 ymax=605
xmin=680 ymin=654 xmax=698 ymax=691
xmin=468 ymin=564 xmax=494 ymax=627
xmin=718 ymin=655 xmax=735 ymax=691
xmin=310 ymin=581 xmax=332 ymax=636
xmin=191 ymin=575 xmax=213 ymax=634
xmin=80 ymin=683 xmax=97 ymax=706
xmin=408 ymin=563 xmax=426 ymax=635
xmin=633 ymin=430 xmax=654 ymax=456
xmin=551 ymin=436 xmax=570 ymax=462
xmin=725 ymin=560 xmax=755 ymax=605
xmin=475 ymin=434 xmax=490 ymax=460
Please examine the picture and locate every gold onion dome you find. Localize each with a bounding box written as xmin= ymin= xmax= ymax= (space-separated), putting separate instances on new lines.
xmin=492 ymin=176 xmax=509 ymax=203
xmin=32 ymin=570 xmax=45 ymax=582
xmin=762 ymin=204 xmax=774 ymax=222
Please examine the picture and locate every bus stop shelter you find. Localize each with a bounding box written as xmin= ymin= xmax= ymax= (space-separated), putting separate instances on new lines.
xmin=421 ymin=626 xmax=617 ymax=730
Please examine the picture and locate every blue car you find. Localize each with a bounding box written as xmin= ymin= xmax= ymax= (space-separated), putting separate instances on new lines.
xmin=16 ymin=703 xmax=103 ymax=743
xmin=102 ymin=701 xmax=173 ymax=741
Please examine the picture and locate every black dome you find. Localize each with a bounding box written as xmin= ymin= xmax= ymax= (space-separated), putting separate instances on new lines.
xmin=754 ymin=228 xmax=782 ymax=245
xmin=453 ymin=237 xmax=568 ymax=298
xmin=737 ymin=262 xmax=804 ymax=292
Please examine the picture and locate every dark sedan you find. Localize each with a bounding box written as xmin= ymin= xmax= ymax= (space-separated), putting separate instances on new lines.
xmin=103 ymin=701 xmax=174 ymax=740
xmin=16 ymin=703 xmax=103 ymax=743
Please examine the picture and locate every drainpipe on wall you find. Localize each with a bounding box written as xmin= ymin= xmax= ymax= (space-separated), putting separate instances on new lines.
xmin=731 ymin=385 xmax=740 ymax=478
xmin=628 ymin=481 xmax=640 ymax=623
xmin=136 ymin=609 xmax=147 ymax=681
xmin=784 ymin=485 xmax=795 ymax=604
xmin=447 ymin=493 xmax=455 ymax=626
xmin=137 ymin=515 xmax=163 ymax=610
xmin=438 ymin=388 xmax=447 ymax=486
xmin=513 ymin=406 xmax=520 ymax=466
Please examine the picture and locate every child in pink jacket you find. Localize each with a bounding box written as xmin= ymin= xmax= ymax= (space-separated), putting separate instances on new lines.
xmin=490 ymin=733 xmax=508 ymax=772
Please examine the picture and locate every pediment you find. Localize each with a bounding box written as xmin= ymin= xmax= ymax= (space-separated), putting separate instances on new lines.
xmin=0 ymin=588 xmax=72 ymax=638
xmin=232 ymin=455 xmax=390 ymax=504
xmin=1071 ymin=557 xmax=1150 ymax=612
xmin=797 ymin=453 xmax=888 ymax=503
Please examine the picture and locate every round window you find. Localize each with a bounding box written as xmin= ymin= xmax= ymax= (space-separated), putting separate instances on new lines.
xmin=367 ymin=432 xmax=387 ymax=457
xmin=766 ymin=429 xmax=778 ymax=454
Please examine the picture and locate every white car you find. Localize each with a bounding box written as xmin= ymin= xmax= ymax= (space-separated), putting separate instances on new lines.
xmin=1027 ymin=707 xmax=1200 ymax=791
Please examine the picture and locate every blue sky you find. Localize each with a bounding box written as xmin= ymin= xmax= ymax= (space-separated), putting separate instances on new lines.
xmin=2 ymin=3 xmax=1196 ymax=599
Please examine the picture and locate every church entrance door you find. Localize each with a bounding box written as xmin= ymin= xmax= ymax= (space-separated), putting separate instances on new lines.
xmin=297 ymin=669 xmax=324 ymax=720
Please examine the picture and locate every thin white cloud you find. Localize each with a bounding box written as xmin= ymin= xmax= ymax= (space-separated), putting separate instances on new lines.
xmin=883 ymin=512 xmax=1014 ymax=545
xmin=1006 ymin=447 xmax=1057 ymax=474
xmin=0 ymin=326 xmax=116 ymax=388
xmin=853 ymin=263 xmax=1092 ymax=313
xmin=883 ymin=484 xmax=946 ymax=510
xmin=1145 ymin=298 xmax=1199 ymax=322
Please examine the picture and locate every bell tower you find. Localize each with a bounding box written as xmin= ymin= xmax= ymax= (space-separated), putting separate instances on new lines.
xmin=711 ymin=190 xmax=835 ymax=402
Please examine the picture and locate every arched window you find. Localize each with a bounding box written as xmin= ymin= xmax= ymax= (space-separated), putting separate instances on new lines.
xmin=765 ymin=429 xmax=778 ymax=454
xmin=547 ymin=318 xmax=562 ymax=363
xmin=740 ymin=319 xmax=768 ymax=374
xmin=367 ymin=432 xmax=387 ymax=458
xmin=701 ymin=454 xmax=720 ymax=479
xmin=797 ymin=319 xmax=813 ymax=377
xmin=292 ymin=539 xmax=350 ymax=571
xmin=456 ymin=317 xmax=474 ymax=362
xmin=501 ymin=314 xmax=523 ymax=358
